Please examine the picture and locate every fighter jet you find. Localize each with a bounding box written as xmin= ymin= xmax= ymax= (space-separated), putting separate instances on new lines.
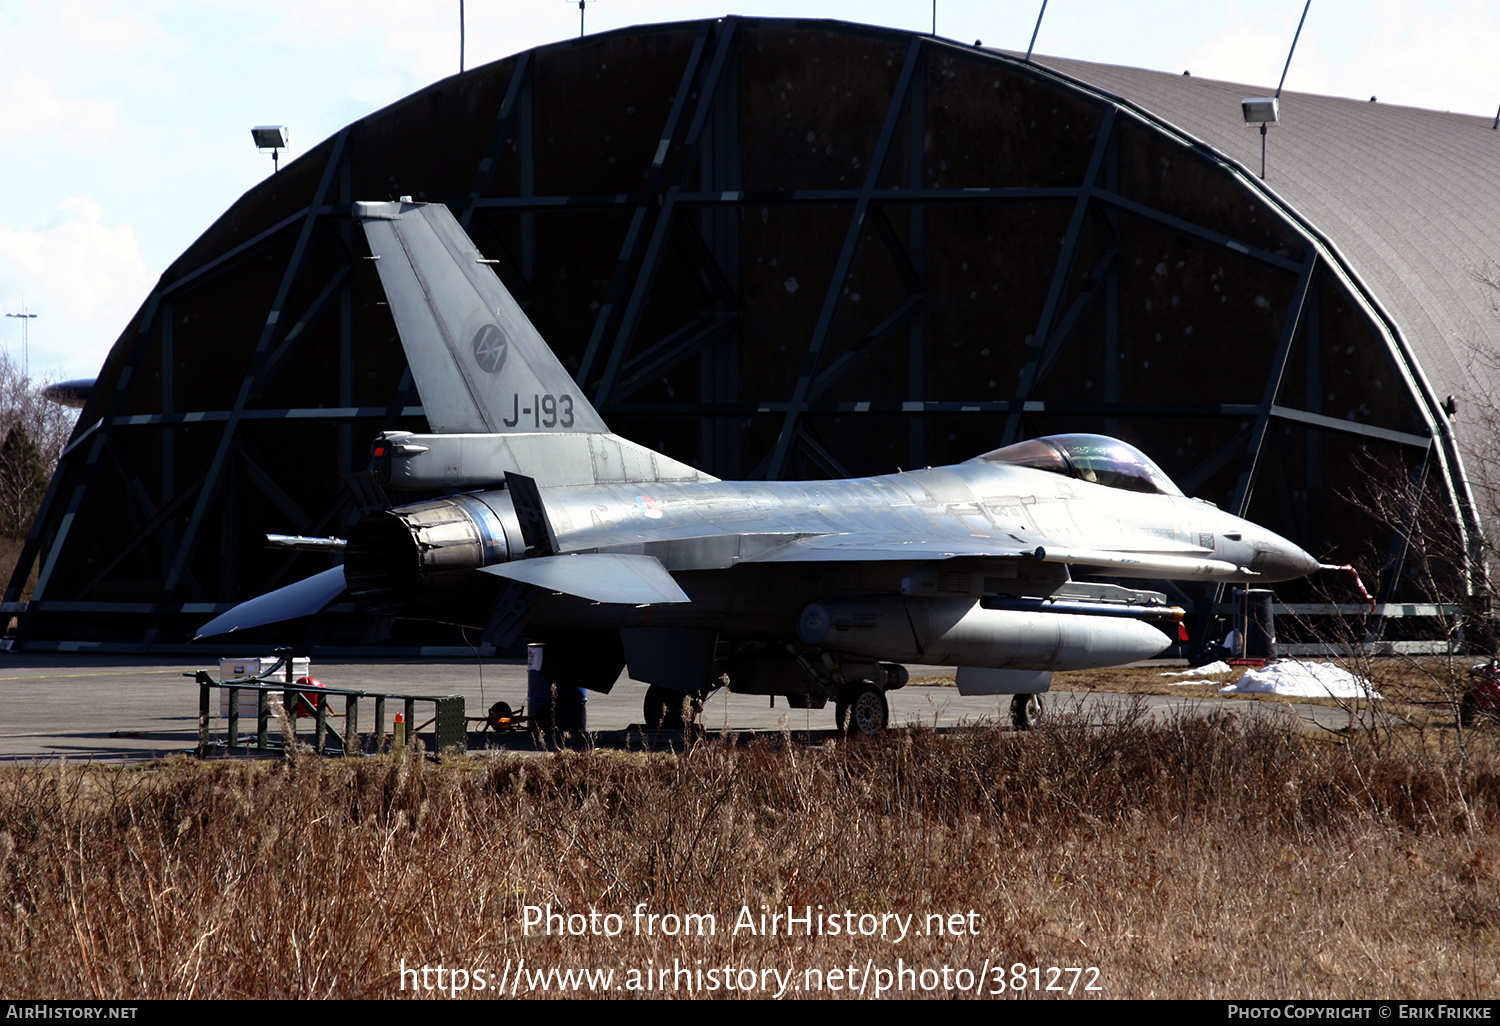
xmin=197 ymin=200 xmax=1323 ymax=732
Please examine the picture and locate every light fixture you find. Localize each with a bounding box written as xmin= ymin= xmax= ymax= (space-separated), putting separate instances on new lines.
xmin=1240 ymin=97 xmax=1279 ymax=124
xmin=1241 ymin=98 xmax=1278 ymax=180
xmin=251 ymin=125 xmax=290 ymax=173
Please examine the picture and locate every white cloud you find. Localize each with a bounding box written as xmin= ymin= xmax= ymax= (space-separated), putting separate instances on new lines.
xmin=0 ymin=68 xmax=122 ymax=149
xmin=0 ymin=197 xmax=156 ymax=379
xmin=55 ymin=0 xmax=172 ymax=55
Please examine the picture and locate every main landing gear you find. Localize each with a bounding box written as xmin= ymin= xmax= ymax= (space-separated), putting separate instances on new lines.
xmin=1010 ymin=693 xmax=1044 ymax=731
xmin=836 ymin=683 xmax=889 ymax=735
xmin=642 ymin=684 xmax=705 ymax=730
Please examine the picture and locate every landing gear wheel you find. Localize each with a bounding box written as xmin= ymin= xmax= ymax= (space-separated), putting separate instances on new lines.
xmin=643 ymin=685 xmax=703 ymax=731
xmin=836 ymin=685 xmax=889 ymax=735
xmin=1010 ymin=693 xmax=1043 ymax=731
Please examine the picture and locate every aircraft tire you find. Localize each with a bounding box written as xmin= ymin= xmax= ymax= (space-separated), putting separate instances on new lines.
xmin=1010 ymin=693 xmax=1043 ymax=731
xmin=643 ymin=685 xmax=703 ymax=731
xmin=836 ymin=684 xmax=889 ymax=735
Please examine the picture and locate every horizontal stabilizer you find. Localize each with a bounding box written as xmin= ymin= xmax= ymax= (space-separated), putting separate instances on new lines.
xmin=480 ymin=554 xmax=689 ymax=605
xmin=194 ymin=566 xmax=348 ymax=639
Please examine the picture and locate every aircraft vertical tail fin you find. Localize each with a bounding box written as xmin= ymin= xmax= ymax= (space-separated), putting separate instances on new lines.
xmin=354 ymin=200 xmax=607 ymax=435
xmin=354 ymin=200 xmax=715 ymax=488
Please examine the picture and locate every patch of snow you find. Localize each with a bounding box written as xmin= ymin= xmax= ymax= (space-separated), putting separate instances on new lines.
xmin=1160 ymin=660 xmax=1233 ymax=679
xmin=1219 ymin=660 xmax=1381 ymax=700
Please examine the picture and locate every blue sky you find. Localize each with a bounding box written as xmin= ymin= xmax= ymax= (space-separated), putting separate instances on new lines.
xmin=3 ymin=0 xmax=1497 ymax=380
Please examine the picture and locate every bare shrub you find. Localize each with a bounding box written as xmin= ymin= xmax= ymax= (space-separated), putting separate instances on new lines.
xmin=0 ymin=351 xmax=77 ymax=593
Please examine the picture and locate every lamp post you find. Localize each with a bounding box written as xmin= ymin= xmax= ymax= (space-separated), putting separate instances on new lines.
xmin=5 ymin=303 xmax=36 ymax=379
xmin=1241 ymin=0 xmax=1311 ymax=181
xmin=566 ymin=0 xmax=594 ymax=39
xmin=1241 ymin=97 xmax=1279 ymax=179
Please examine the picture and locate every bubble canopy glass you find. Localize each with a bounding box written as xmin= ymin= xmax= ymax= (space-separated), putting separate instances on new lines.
xmin=978 ymin=434 xmax=1184 ymax=496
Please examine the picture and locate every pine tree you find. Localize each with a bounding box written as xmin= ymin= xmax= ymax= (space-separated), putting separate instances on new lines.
xmin=0 ymin=421 xmax=48 ymax=539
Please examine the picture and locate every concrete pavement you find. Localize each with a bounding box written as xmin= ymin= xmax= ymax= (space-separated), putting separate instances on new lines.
xmin=0 ymin=654 xmax=1386 ymax=763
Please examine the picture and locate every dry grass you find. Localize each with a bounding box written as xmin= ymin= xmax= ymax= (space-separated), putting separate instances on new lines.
xmin=920 ymin=657 xmax=1499 ymax=732
xmin=3 ymin=708 xmax=1497 ymax=1000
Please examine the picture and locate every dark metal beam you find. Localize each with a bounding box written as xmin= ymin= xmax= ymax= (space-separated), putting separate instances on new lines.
xmin=458 ymin=51 xmax=532 ymax=231
xmin=1302 ymin=284 xmax=1323 ymax=555
xmin=89 ymin=405 xmax=427 ymax=429
xmin=238 ymin=444 xmax=315 ymax=531
xmin=1367 ymin=445 xmax=1435 ymax=642
xmin=797 ymin=427 xmax=854 ymax=479
xmin=575 ymin=21 xmax=721 ymax=389
xmin=906 ymin=62 xmax=927 ymax=469
xmin=470 ymin=185 xmax=1307 ymax=275
xmin=1230 ymin=256 xmax=1318 ymax=517
xmin=605 ymin=316 xmax=738 ymax=403
xmin=160 ymin=298 xmax=175 ymax=506
xmin=147 ymin=129 xmax=350 ymax=643
xmin=1176 ymin=426 xmax=1254 ymax=496
xmin=61 ymin=465 xmax=209 ymax=603
xmin=1003 ymin=106 xmax=1117 ymax=445
xmin=589 ymin=25 xmax=740 ymax=406
xmin=157 ymin=206 xmax=319 ymax=299
xmin=251 ymin=266 xmax=350 ymax=399
xmin=808 ymin=296 xmax=924 ymax=400
xmin=1032 ymin=249 xmax=1117 ymax=389
xmin=765 ymin=35 xmax=925 ymax=480
xmin=14 ymin=285 xmax=165 ymax=613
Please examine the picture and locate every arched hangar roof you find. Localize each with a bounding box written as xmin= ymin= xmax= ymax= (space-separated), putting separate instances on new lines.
xmin=1030 ymin=53 xmax=1500 ymax=462
xmin=8 ymin=18 xmax=1483 ymax=650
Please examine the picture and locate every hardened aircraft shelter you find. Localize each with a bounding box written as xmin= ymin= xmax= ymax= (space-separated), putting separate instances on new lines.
xmin=8 ymin=17 xmax=1495 ymax=651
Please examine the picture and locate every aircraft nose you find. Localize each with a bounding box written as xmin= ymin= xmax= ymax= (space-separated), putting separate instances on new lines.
xmin=1248 ymin=533 xmax=1321 ymax=581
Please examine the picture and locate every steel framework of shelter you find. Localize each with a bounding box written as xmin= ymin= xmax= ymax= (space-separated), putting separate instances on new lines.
xmin=5 ymin=18 xmax=1480 ymax=651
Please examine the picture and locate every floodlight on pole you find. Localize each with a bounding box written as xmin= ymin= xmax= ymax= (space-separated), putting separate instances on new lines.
xmin=1239 ymin=1 xmax=1310 ymax=181
xmin=251 ymin=125 xmax=290 ymax=174
xmin=5 ymin=300 xmax=36 ymax=379
xmin=1241 ymin=97 xmax=1278 ymax=180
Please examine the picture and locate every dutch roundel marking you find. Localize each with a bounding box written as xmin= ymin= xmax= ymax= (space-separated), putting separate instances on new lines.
xmin=471 ymin=323 xmax=508 ymax=374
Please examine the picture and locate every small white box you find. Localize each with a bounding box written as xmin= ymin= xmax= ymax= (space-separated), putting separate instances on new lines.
xmin=219 ymin=657 xmax=310 ymax=718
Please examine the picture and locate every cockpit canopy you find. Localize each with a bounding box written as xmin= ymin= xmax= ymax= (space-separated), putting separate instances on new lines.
xmin=977 ymin=434 xmax=1184 ymax=496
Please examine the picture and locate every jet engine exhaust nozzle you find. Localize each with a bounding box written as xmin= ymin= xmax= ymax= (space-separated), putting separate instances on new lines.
xmin=343 ymin=495 xmax=510 ymax=615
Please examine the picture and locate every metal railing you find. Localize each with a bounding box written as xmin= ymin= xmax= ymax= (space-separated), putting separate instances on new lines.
xmin=191 ymin=652 xmax=465 ymax=757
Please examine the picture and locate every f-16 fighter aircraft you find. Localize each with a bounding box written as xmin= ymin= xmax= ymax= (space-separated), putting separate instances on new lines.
xmin=197 ymin=201 xmax=1323 ymax=732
